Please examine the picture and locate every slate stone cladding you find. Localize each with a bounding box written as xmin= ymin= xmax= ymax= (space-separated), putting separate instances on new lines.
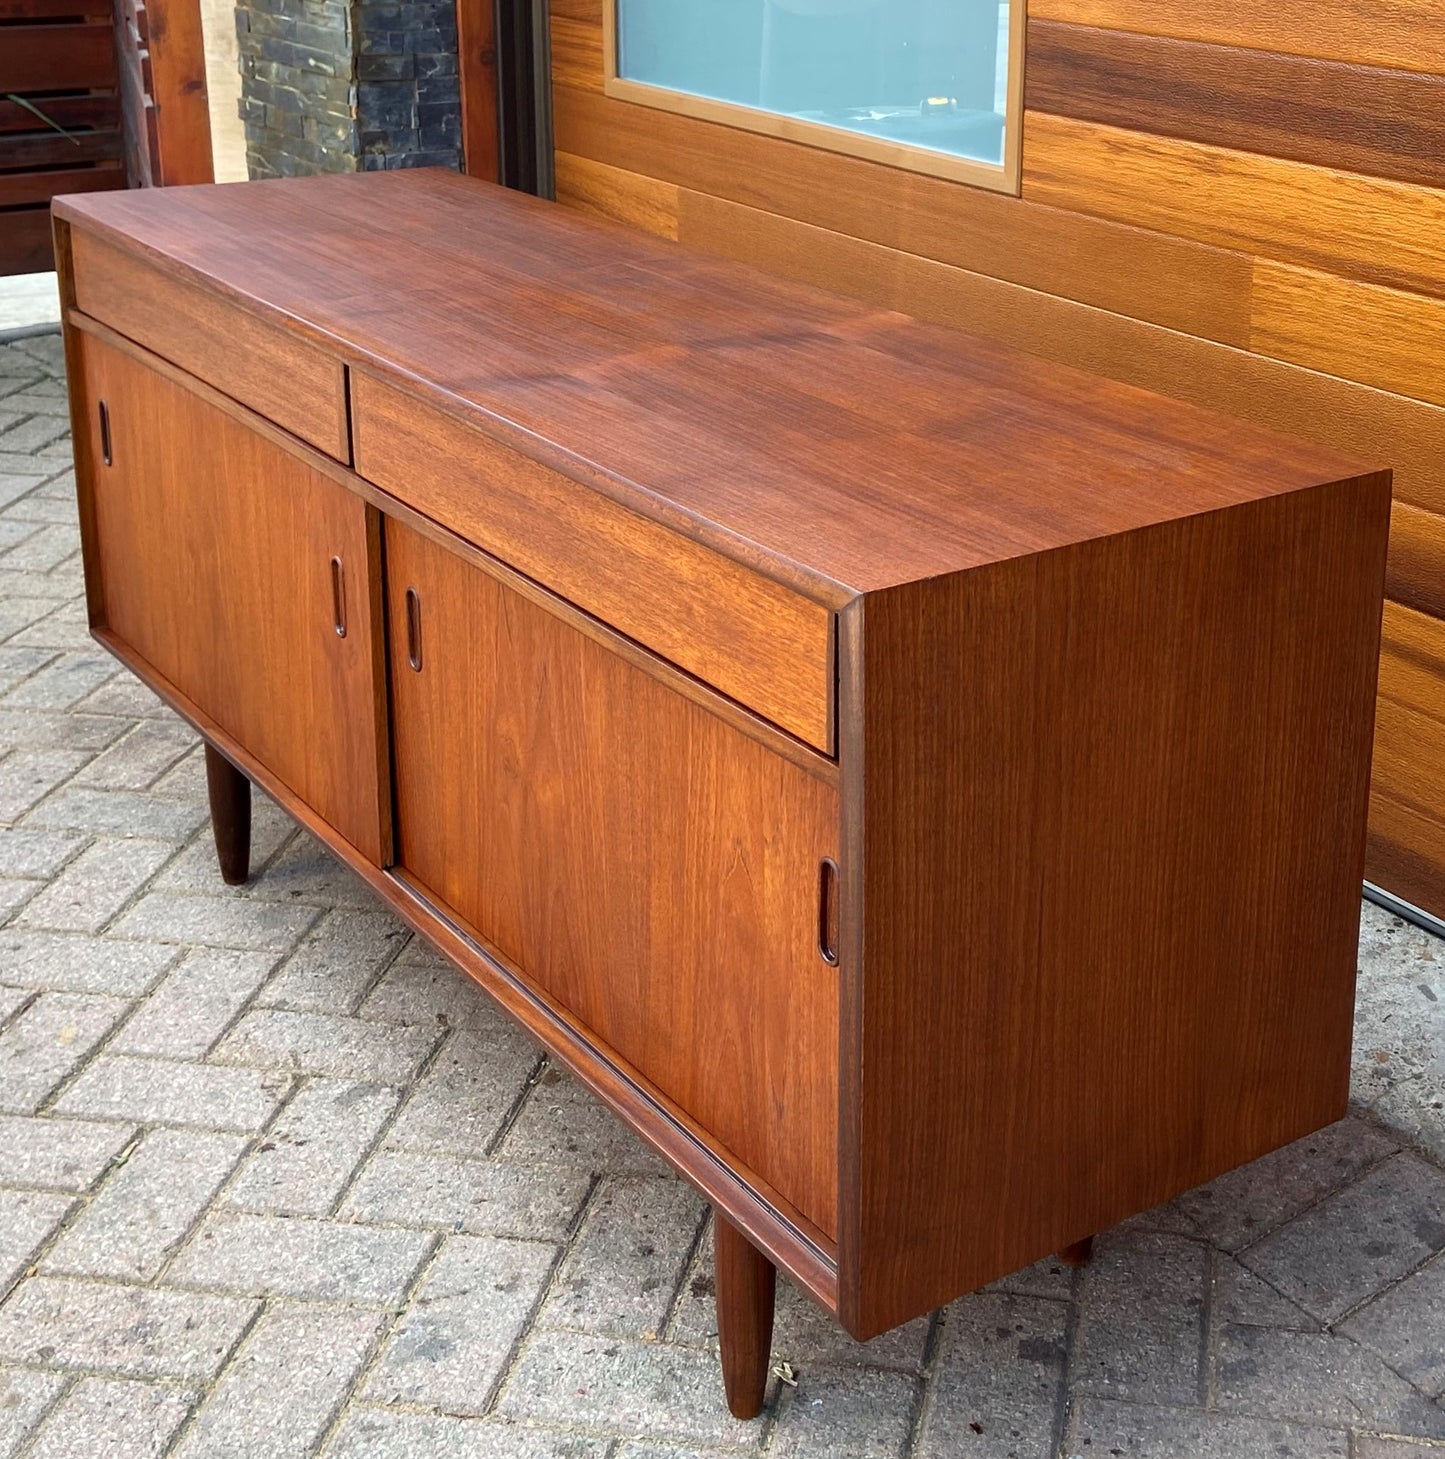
xmin=235 ymin=0 xmax=462 ymax=177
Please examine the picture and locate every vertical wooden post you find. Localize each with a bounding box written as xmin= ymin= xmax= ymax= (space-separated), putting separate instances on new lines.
xmin=456 ymin=0 xmax=499 ymax=180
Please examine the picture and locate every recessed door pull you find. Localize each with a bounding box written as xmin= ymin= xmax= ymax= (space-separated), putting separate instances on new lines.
xmin=818 ymin=857 xmax=840 ymax=966
xmin=405 ymin=586 xmax=422 ymax=671
xmin=98 ymin=399 xmax=112 ymax=466
xmin=330 ymin=556 xmax=347 ymax=638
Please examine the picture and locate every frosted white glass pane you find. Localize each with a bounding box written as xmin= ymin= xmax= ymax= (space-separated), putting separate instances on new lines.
xmin=616 ymin=0 xmax=1011 ymax=168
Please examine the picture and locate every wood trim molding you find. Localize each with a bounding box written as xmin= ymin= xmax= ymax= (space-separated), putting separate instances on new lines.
xmin=600 ymin=0 xmax=1026 ymax=195
xmin=457 ymin=0 xmax=500 ymax=180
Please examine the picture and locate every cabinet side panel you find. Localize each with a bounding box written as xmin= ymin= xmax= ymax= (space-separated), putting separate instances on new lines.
xmin=843 ymin=475 xmax=1390 ymax=1336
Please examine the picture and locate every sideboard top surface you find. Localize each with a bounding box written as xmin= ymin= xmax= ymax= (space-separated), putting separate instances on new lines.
xmin=56 ymin=169 xmax=1381 ymax=597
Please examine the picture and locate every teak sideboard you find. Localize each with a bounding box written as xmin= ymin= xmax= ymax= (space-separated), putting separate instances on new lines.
xmin=53 ymin=169 xmax=1390 ymax=1418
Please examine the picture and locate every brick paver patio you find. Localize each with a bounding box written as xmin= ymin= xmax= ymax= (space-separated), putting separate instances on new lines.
xmin=1 ymin=328 xmax=1443 ymax=1457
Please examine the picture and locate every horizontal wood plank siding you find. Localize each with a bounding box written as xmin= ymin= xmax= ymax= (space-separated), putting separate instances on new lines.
xmin=556 ymin=0 xmax=1445 ymax=915
xmin=1026 ymin=22 xmax=1445 ymax=190
xmin=1022 ymin=112 xmax=1445 ymax=300
xmin=1027 ymin=0 xmax=1445 ymax=75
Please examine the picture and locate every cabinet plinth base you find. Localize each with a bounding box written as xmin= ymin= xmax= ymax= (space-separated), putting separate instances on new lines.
xmin=204 ymin=743 xmax=252 ymax=886
xmin=714 ymin=1209 xmax=776 ymax=1420
xmin=1057 ymin=1237 xmax=1095 ymax=1268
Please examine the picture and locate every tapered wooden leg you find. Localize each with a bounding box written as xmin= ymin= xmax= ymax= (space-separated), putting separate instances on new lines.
xmin=714 ymin=1210 xmax=775 ymax=1420
xmin=1058 ymin=1236 xmax=1095 ymax=1267
xmin=204 ymin=743 xmax=252 ymax=886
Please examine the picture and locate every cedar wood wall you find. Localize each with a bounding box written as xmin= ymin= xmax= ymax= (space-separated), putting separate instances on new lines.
xmin=546 ymin=0 xmax=1445 ymax=922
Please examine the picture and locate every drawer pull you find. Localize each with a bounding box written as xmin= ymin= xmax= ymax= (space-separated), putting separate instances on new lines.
xmin=405 ymin=587 xmax=422 ymax=671
xmin=98 ymin=399 xmax=112 ymax=466
xmin=330 ymin=556 xmax=347 ymax=638
xmin=818 ymin=857 xmax=840 ymax=966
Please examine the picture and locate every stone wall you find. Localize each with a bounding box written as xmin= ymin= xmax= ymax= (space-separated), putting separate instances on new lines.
xmin=235 ymin=0 xmax=461 ymax=177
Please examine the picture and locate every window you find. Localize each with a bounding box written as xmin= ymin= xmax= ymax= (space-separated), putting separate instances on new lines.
xmin=607 ymin=0 xmax=1023 ymax=193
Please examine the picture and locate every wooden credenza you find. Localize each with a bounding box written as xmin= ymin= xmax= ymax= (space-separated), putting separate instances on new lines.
xmin=54 ymin=169 xmax=1391 ymax=1417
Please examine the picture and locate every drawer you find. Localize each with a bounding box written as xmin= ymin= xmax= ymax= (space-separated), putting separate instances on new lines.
xmin=70 ymin=228 xmax=349 ymax=462
xmin=352 ymin=369 xmax=835 ymax=753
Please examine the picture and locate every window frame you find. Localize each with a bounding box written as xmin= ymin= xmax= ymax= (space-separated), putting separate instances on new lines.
xmin=602 ymin=0 xmax=1027 ymax=195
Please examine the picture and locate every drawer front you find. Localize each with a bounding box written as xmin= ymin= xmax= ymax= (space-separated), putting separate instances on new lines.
xmin=386 ymin=517 xmax=840 ymax=1236
xmin=353 ymin=369 xmax=835 ymax=753
xmin=71 ymin=228 xmax=349 ymax=461
xmin=77 ymin=330 xmax=389 ymax=862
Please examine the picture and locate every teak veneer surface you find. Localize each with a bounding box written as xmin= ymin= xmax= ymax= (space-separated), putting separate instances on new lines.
xmin=387 ymin=519 xmax=840 ymax=1234
xmin=71 ymin=329 xmax=390 ymax=865
xmin=55 ymin=171 xmax=1376 ymax=599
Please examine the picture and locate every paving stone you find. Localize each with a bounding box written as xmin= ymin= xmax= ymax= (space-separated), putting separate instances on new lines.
xmin=541 ymin=1175 xmax=704 ymax=1338
xmin=0 ymin=645 xmax=56 ymax=681
xmin=913 ymin=1293 xmax=1068 ymax=1459
xmin=0 ymin=826 xmax=83 ymax=878
xmin=387 ymin=1027 xmax=541 ymax=1160
xmin=0 ymin=1188 xmax=73 ymax=1290
xmin=0 ymin=1366 xmax=65 ymax=1458
xmin=0 ymin=652 xmax=116 ymax=711
xmin=1179 ymin=1117 xmax=1400 ymax=1251
xmin=0 ymin=523 xmax=79 ymax=574
xmin=500 ymin=1064 xmax=670 ymax=1176
xmin=0 ymin=596 xmax=67 ymax=641
xmin=0 ymin=521 xmax=37 ymax=554
xmin=328 ymin=1411 xmax=608 ymax=1459
xmin=0 ymin=1113 xmax=133 ymax=1190
xmin=341 ymin=1150 xmax=592 ymax=1239
xmin=42 ymin=1127 xmax=247 ymax=1281
xmin=257 ymin=908 xmax=410 ymax=1013
xmin=0 ymin=876 xmax=38 ymax=919
xmin=360 ymin=945 xmax=501 ymax=1028
xmin=111 ymin=890 xmax=320 ymax=951
xmin=71 ymin=675 xmax=168 ymax=720
xmin=1340 ymin=1250 xmax=1445 ymax=1397
xmin=0 ymin=1276 xmax=256 ymax=1378
xmin=12 ymin=840 xmax=173 ymax=927
xmin=365 ymin=1233 xmax=556 ymax=1413
xmin=24 ymin=786 xmax=207 ymax=841
xmin=496 ymin=1327 xmax=762 ymax=1446
xmin=1068 ymin=1397 xmax=1349 ymax=1457
xmin=1242 ymin=1153 xmax=1445 ymax=1322
xmin=0 ymin=749 xmax=88 ymax=821
xmin=1354 ymin=1439 xmax=1445 ymax=1456
xmin=56 ymin=1055 xmax=288 ymax=1132
xmin=220 ymin=1077 xmax=399 ymax=1216
xmin=108 ymin=948 xmax=277 ymax=1059
xmin=171 ymin=1302 xmax=382 ymax=1459
xmin=1215 ymin=1323 xmax=1445 ymax=1438
xmin=167 ymin=1211 xmax=433 ymax=1304
xmin=1214 ymin=1252 xmax=1319 ymax=1331
xmin=614 ymin=1446 xmax=738 ymax=1459
xmin=24 ymin=1376 xmax=194 ymax=1459
xmin=0 ymin=986 xmax=28 ymax=1023
xmin=71 ymin=720 xmax=196 ymax=792
xmin=1071 ymin=1230 xmax=1207 ymax=1406
xmin=1 ymin=598 xmax=85 ymax=646
xmin=0 ymin=928 xmax=177 ymax=995
xmin=0 ymin=708 xmax=130 ymax=754
xmin=770 ymin=1365 xmax=917 ymax=1459
xmin=211 ymin=1006 xmax=438 ymax=1082
xmin=0 ymin=990 xmax=130 ymax=1113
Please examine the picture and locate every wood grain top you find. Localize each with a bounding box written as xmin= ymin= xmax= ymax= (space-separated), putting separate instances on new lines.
xmin=56 ymin=169 xmax=1382 ymax=597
